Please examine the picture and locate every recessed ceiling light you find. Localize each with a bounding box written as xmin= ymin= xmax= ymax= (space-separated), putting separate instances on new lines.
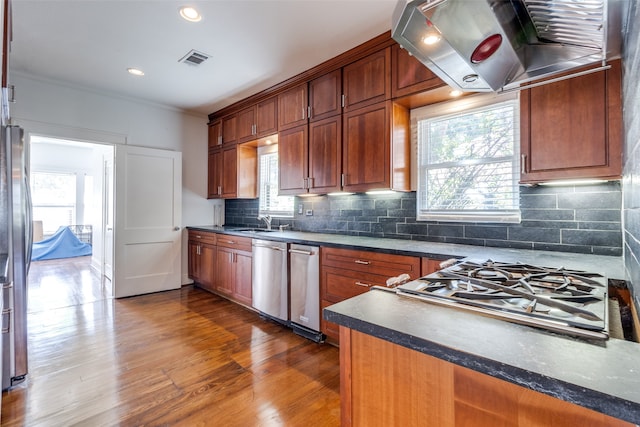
xmin=422 ymin=34 xmax=441 ymax=45
xmin=180 ymin=6 xmax=202 ymax=22
xmin=127 ymin=68 xmax=145 ymax=76
xmin=449 ymin=89 xmax=463 ymax=97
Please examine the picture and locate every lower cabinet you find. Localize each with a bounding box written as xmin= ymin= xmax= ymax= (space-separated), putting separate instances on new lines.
xmin=188 ymin=231 xmax=252 ymax=306
xmin=340 ymin=328 xmax=633 ymax=427
xmin=215 ymin=235 xmax=253 ymax=306
xmin=320 ymin=246 xmax=422 ymax=342
xmin=188 ymin=230 xmax=216 ymax=292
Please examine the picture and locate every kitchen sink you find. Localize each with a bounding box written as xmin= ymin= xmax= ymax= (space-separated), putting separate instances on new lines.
xmin=234 ymin=228 xmax=277 ymax=233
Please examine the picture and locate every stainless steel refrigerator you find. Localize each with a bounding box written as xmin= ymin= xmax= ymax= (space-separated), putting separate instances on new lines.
xmin=0 ymin=125 xmax=31 ymax=390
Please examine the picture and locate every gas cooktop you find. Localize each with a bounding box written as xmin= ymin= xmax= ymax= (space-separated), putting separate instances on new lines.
xmin=395 ymin=259 xmax=609 ymax=340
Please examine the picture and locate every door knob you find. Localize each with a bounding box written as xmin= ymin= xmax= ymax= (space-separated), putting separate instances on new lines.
xmin=174 ymin=226 xmax=180 ymax=231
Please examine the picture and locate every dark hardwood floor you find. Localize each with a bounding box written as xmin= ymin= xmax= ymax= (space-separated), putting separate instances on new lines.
xmin=1 ymin=257 xmax=341 ymax=426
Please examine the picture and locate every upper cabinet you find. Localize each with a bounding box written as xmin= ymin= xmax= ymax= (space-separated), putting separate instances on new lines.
xmin=342 ymin=47 xmax=391 ymax=112
xmin=342 ymin=101 xmax=410 ymax=193
xmin=309 ymin=69 xmax=342 ymax=121
xmin=520 ymin=60 xmax=622 ymax=184
xmin=278 ymin=83 xmax=308 ymax=131
xmin=221 ymin=114 xmax=237 ymax=145
xmin=391 ymin=44 xmax=445 ymax=98
xmin=237 ymin=96 xmax=278 ymax=143
xmin=208 ymin=120 xmax=222 ymax=150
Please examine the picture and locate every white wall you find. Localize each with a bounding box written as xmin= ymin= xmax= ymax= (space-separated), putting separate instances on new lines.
xmin=11 ymin=72 xmax=221 ymax=285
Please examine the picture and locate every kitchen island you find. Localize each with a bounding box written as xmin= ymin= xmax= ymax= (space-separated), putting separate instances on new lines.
xmin=324 ymin=289 xmax=640 ymax=426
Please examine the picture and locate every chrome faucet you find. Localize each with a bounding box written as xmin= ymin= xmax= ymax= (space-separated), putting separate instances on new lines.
xmin=258 ymin=214 xmax=272 ymax=230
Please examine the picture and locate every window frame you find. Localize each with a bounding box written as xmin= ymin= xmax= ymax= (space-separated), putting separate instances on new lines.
xmin=257 ymin=145 xmax=294 ymax=218
xmin=412 ymin=92 xmax=521 ymax=223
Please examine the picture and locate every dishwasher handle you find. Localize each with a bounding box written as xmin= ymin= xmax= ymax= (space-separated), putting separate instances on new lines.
xmin=288 ymin=248 xmax=314 ymax=256
xmin=253 ymin=242 xmax=286 ymax=251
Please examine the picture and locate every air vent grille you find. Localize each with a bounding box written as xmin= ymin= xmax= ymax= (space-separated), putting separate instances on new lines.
xmin=179 ymin=49 xmax=210 ymax=66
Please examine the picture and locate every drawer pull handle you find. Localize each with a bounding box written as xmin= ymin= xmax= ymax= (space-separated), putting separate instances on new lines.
xmin=355 ymin=281 xmax=371 ymax=287
xmin=220 ymin=240 xmax=235 ymax=244
xmin=195 ymin=235 xmax=202 ymax=239
xmin=354 ymin=260 xmax=370 ymax=265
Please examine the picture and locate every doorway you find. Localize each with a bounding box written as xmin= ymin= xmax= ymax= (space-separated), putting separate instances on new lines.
xmin=29 ymin=135 xmax=115 ymax=306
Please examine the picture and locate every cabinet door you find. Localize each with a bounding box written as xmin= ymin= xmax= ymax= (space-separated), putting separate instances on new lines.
xmin=308 ymin=115 xmax=341 ymax=194
xmin=188 ymin=241 xmax=200 ymax=281
xmin=233 ymin=250 xmax=253 ymax=306
xmin=391 ymin=44 xmax=445 ymax=98
xmin=309 ymin=69 xmax=342 ymax=121
xmin=342 ymin=101 xmax=390 ymax=192
xmin=221 ymin=114 xmax=237 ymax=145
xmin=207 ymin=148 xmax=222 ymax=199
xmin=221 ymin=146 xmax=238 ymax=198
xmin=343 ymin=47 xmax=390 ymax=112
xmin=237 ymin=106 xmax=256 ymax=143
xmin=215 ymin=247 xmax=234 ymax=296
xmin=520 ymin=60 xmax=622 ymax=183
xmin=208 ymin=120 xmax=222 ymax=149
xmin=278 ymin=83 xmax=308 ymax=131
xmin=256 ymin=96 xmax=278 ymax=137
xmin=198 ymin=244 xmax=216 ymax=292
xmin=278 ymin=125 xmax=308 ymax=195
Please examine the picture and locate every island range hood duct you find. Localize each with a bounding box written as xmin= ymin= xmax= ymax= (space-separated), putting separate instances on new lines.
xmin=391 ymin=0 xmax=627 ymax=92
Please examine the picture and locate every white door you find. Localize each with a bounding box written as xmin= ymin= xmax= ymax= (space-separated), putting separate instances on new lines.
xmin=114 ymin=145 xmax=182 ymax=298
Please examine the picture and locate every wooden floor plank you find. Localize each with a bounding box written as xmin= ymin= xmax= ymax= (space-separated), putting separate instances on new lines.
xmin=1 ymin=257 xmax=340 ymax=426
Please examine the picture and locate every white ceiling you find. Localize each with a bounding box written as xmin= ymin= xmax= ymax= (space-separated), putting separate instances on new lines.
xmin=10 ymin=0 xmax=399 ymax=117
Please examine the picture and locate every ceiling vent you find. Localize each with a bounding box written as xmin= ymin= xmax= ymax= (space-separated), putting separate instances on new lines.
xmin=179 ymin=49 xmax=210 ymax=66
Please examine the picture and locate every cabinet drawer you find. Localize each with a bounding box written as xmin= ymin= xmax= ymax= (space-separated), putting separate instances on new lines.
xmin=188 ymin=230 xmax=217 ymax=245
xmin=216 ymin=235 xmax=252 ymax=252
xmin=322 ymin=267 xmax=391 ymax=303
xmin=322 ymin=247 xmax=420 ymax=277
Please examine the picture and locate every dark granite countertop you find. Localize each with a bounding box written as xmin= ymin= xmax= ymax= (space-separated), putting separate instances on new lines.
xmin=0 ymin=252 xmax=8 ymax=284
xmin=324 ymin=289 xmax=640 ymax=425
xmin=189 ymin=224 xmax=638 ymax=424
xmin=187 ymin=225 xmax=625 ymax=279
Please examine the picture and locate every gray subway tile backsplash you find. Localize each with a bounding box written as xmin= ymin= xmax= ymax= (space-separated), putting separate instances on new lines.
xmin=226 ymin=181 xmax=622 ymax=256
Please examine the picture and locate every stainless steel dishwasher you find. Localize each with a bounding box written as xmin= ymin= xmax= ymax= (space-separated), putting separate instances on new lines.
xmin=289 ymin=244 xmax=323 ymax=342
xmin=251 ymin=239 xmax=288 ymax=324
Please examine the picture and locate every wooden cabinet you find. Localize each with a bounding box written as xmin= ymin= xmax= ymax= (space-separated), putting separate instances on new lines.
xmin=421 ymin=257 xmax=444 ymax=276
xmin=215 ymin=235 xmax=253 ymax=306
xmin=309 ymin=69 xmax=342 ymax=121
xmin=208 ymin=120 xmax=222 ymax=149
xmin=279 ymin=116 xmax=342 ymax=195
xmin=221 ymin=114 xmax=237 ymax=145
xmin=187 ymin=231 xmax=216 ymax=292
xmin=278 ymin=125 xmax=308 ymax=195
xmin=207 ymin=147 xmax=222 ymax=198
xmin=278 ymin=83 xmax=308 ymax=131
xmin=340 ymin=329 xmax=633 ymax=427
xmin=237 ymin=97 xmax=278 ymax=143
xmin=208 ymin=144 xmax=256 ymax=199
xmin=342 ymin=101 xmax=410 ymax=193
xmin=343 ymin=47 xmax=391 ymax=112
xmin=320 ymin=246 xmax=420 ymax=342
xmin=391 ymin=43 xmax=445 ymax=98
xmin=520 ymin=60 xmax=622 ymax=184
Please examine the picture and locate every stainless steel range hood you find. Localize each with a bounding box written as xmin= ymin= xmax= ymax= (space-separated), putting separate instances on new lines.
xmin=391 ymin=0 xmax=627 ymax=92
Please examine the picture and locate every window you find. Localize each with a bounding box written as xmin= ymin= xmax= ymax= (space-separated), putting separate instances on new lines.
xmin=414 ymin=93 xmax=520 ymax=223
xmin=31 ymin=171 xmax=77 ymax=234
xmin=258 ymin=147 xmax=294 ymax=217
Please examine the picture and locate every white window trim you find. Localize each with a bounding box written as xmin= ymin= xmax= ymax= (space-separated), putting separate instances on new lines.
xmin=258 ymin=145 xmax=294 ymax=218
xmin=412 ymin=92 xmax=521 ymax=224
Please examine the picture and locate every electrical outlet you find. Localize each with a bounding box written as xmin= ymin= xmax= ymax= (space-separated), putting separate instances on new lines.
xmin=305 ymin=209 xmax=313 ymax=216
xmin=298 ymin=204 xmax=303 ymax=214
